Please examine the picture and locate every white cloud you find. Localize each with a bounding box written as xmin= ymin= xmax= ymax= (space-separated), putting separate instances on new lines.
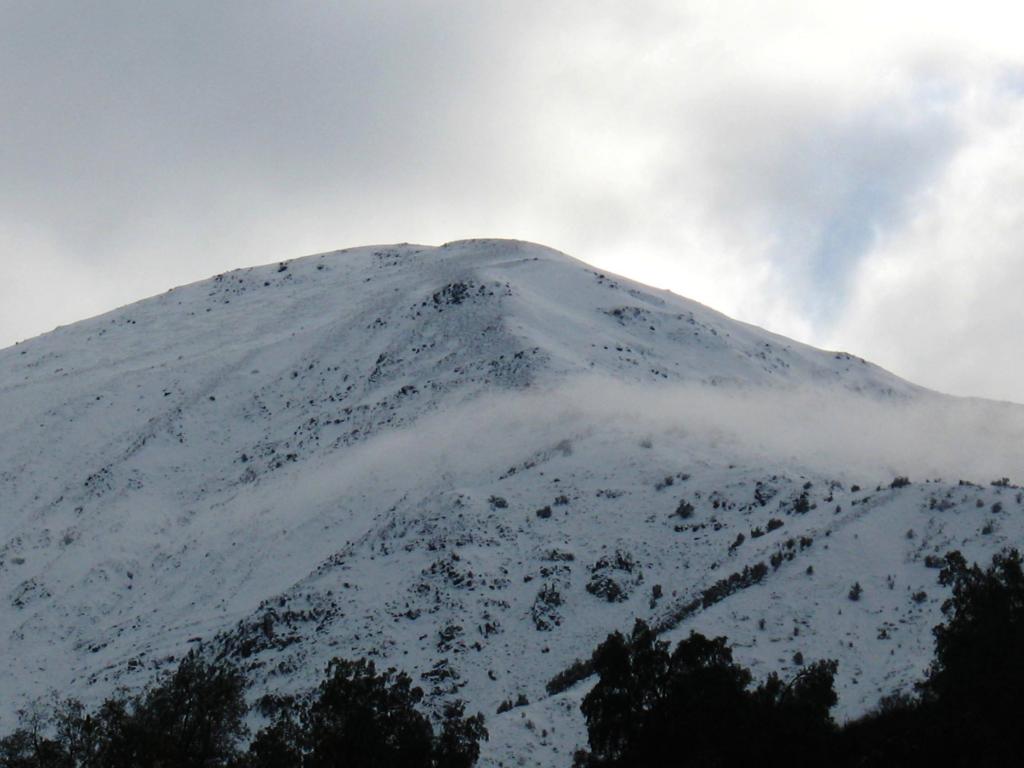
xmin=1 ymin=1 xmax=1023 ymax=401
xmin=827 ymin=84 xmax=1024 ymax=403
xmin=281 ymin=376 xmax=1024 ymax=501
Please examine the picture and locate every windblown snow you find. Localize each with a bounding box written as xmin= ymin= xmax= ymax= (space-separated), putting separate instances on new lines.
xmin=2 ymin=239 xmax=1023 ymax=766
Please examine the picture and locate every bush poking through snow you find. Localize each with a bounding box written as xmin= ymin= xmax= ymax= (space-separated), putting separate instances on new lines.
xmin=586 ymin=550 xmax=643 ymax=603
xmin=531 ymin=584 xmax=564 ymax=631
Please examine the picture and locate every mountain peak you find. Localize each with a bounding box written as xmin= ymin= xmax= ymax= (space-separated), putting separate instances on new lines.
xmin=2 ymin=241 xmax=1022 ymax=765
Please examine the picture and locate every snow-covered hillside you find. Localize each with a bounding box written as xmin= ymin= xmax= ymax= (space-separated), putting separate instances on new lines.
xmin=2 ymin=239 xmax=1023 ymax=766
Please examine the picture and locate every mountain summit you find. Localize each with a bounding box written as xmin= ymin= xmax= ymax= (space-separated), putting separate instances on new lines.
xmin=2 ymin=239 xmax=1022 ymax=764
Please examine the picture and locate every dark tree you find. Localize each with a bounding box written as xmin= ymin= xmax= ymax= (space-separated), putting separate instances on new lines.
xmin=574 ymin=620 xmax=836 ymax=767
xmin=300 ymin=658 xmax=487 ymax=768
xmin=750 ymin=660 xmax=838 ymax=763
xmin=128 ymin=650 xmax=248 ymax=767
xmin=577 ymin=621 xmax=670 ymax=765
xmin=0 ymin=652 xmax=247 ymax=768
xmin=838 ymin=548 xmax=1024 ymax=766
xmin=245 ymin=709 xmax=304 ymax=768
xmin=0 ymin=726 xmax=67 ymax=768
xmin=433 ymin=702 xmax=488 ymax=768
xmin=304 ymin=659 xmax=435 ymax=768
xmin=918 ymin=549 xmax=1024 ymax=763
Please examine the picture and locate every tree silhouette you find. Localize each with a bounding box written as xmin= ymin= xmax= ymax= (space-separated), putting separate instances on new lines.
xmin=574 ymin=620 xmax=836 ymax=767
xmin=0 ymin=653 xmax=487 ymax=768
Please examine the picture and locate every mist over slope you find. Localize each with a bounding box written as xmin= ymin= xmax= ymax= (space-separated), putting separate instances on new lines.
xmin=1 ymin=239 xmax=1022 ymax=766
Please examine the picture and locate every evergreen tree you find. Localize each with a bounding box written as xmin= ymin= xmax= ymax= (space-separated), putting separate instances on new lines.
xmin=129 ymin=650 xmax=248 ymax=767
xmin=433 ymin=702 xmax=488 ymax=768
xmin=245 ymin=709 xmax=304 ymax=768
xmin=574 ymin=620 xmax=836 ymax=767
xmin=305 ymin=658 xmax=434 ymax=768
xmin=919 ymin=548 xmax=1024 ymax=763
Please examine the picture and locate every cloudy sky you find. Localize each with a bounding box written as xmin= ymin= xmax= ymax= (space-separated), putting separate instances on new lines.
xmin=3 ymin=1 xmax=1023 ymax=402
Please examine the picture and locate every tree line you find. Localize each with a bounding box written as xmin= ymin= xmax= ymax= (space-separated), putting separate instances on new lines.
xmin=0 ymin=655 xmax=485 ymax=768
xmin=574 ymin=548 xmax=1024 ymax=766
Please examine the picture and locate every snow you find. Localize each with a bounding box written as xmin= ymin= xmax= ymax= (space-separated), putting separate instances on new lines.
xmin=1 ymin=238 xmax=1023 ymax=765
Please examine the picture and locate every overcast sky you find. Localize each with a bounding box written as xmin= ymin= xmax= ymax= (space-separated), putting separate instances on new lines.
xmin=3 ymin=1 xmax=1023 ymax=402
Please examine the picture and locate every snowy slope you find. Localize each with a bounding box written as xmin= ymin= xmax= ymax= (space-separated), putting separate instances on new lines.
xmin=1 ymin=239 xmax=1023 ymax=766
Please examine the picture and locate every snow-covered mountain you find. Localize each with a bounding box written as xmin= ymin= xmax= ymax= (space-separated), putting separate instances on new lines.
xmin=2 ymin=239 xmax=1023 ymax=766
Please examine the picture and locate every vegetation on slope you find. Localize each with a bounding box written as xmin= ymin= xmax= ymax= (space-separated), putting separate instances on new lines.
xmin=573 ymin=548 xmax=1024 ymax=767
xmin=3 ymin=547 xmax=1021 ymax=766
xmin=0 ymin=654 xmax=485 ymax=768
